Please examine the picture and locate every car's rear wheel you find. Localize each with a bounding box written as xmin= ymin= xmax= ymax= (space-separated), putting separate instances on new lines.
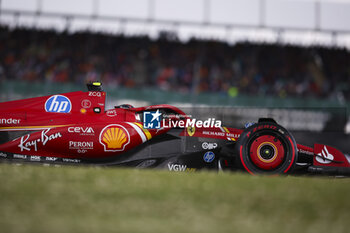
xmin=235 ymin=121 xmax=297 ymax=175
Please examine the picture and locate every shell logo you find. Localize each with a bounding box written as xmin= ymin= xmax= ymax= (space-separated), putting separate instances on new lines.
xmin=99 ymin=124 xmax=130 ymax=152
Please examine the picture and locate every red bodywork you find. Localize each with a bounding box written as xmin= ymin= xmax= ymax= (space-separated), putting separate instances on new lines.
xmin=0 ymin=91 xmax=175 ymax=159
xmin=0 ymin=89 xmax=349 ymax=171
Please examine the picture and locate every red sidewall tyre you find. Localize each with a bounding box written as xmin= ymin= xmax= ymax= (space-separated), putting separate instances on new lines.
xmin=235 ymin=122 xmax=298 ymax=175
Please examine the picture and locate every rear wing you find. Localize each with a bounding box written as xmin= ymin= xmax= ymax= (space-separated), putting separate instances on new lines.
xmin=0 ymin=91 xmax=106 ymax=130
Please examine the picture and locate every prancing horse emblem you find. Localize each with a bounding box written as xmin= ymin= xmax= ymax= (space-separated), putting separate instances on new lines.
xmin=187 ymin=126 xmax=195 ymax=137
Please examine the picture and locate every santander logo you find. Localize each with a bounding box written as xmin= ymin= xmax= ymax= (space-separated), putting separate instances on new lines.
xmin=316 ymin=146 xmax=334 ymax=164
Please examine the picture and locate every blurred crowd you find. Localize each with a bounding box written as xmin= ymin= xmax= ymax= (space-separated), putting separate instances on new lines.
xmin=0 ymin=26 xmax=349 ymax=101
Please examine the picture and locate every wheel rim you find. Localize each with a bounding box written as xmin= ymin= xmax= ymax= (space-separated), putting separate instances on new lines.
xmin=249 ymin=134 xmax=285 ymax=170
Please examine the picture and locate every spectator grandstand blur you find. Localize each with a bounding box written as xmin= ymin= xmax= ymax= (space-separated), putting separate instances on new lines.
xmin=0 ymin=26 xmax=349 ymax=102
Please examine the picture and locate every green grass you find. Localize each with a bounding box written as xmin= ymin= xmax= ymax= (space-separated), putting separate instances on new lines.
xmin=0 ymin=164 xmax=349 ymax=233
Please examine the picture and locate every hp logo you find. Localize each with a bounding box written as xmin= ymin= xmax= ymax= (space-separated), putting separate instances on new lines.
xmin=45 ymin=95 xmax=72 ymax=113
xmin=203 ymin=151 xmax=215 ymax=163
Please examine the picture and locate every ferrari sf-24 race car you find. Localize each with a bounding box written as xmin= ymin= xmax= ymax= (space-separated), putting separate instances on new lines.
xmin=0 ymin=82 xmax=349 ymax=175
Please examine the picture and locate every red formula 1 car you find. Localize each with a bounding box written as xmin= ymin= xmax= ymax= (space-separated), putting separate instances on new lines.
xmin=0 ymin=82 xmax=349 ymax=175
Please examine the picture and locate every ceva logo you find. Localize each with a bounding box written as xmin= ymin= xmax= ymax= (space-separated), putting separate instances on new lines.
xmin=45 ymin=95 xmax=72 ymax=113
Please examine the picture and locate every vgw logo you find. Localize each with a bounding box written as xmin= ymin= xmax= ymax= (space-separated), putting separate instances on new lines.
xmin=143 ymin=110 xmax=161 ymax=129
xmin=45 ymin=95 xmax=72 ymax=113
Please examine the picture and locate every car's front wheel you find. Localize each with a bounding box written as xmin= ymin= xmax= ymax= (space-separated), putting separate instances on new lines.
xmin=235 ymin=121 xmax=298 ymax=175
